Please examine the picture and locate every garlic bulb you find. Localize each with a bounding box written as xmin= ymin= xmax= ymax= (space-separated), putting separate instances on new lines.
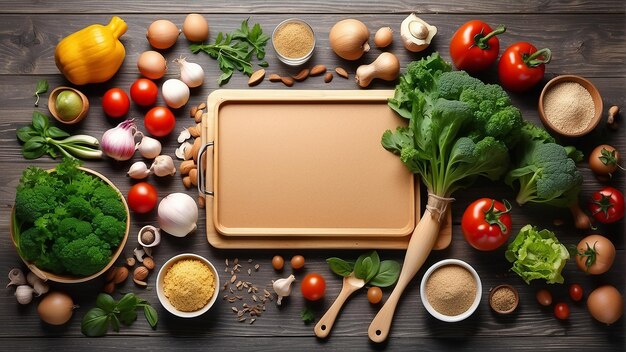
xmin=400 ymin=14 xmax=437 ymax=52
xmin=27 ymin=272 xmax=49 ymax=297
xmin=162 ymin=78 xmax=190 ymax=109
xmin=15 ymin=285 xmax=34 ymax=305
xmin=157 ymin=193 xmax=198 ymax=237
xmin=7 ymin=268 xmax=26 ymax=288
xmin=174 ymin=57 xmax=205 ymax=88
xmin=128 ymin=161 xmax=151 ymax=179
xmin=135 ymin=133 xmax=162 ymax=159
xmin=272 ymin=275 xmax=296 ymax=306
xmin=150 ymin=155 xmax=176 ymax=177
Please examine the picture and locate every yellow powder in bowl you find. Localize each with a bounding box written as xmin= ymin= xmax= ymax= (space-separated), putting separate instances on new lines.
xmin=163 ymin=259 xmax=215 ymax=312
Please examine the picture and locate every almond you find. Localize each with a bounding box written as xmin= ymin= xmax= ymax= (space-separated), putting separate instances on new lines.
xmin=179 ymin=160 xmax=196 ymax=175
xmin=324 ymin=72 xmax=333 ymax=83
xmin=197 ymin=102 xmax=206 ymax=110
xmin=194 ymin=110 xmax=203 ymax=123
xmin=142 ymin=257 xmax=156 ymax=270
xmin=291 ymin=68 xmax=309 ymax=82
xmin=310 ymin=65 xmax=327 ymax=76
xmin=189 ymin=168 xmax=198 ymax=186
xmin=281 ymin=76 xmax=294 ymax=87
xmin=182 ymin=176 xmax=192 ymax=188
xmin=268 ymin=73 xmax=282 ymax=82
xmin=134 ymin=266 xmax=149 ymax=281
xmin=113 ymin=266 xmax=129 ymax=284
xmin=198 ymin=195 xmax=206 ymax=209
xmin=248 ymin=69 xmax=266 ymax=86
xmin=190 ymin=106 xmax=198 ymax=118
xmin=190 ymin=137 xmax=202 ymax=162
xmin=335 ymin=67 xmax=349 ymax=79
xmin=133 ymin=278 xmax=148 ymax=287
xmin=188 ymin=126 xmax=200 ymax=137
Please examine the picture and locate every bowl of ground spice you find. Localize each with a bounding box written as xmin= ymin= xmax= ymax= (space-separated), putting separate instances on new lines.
xmin=272 ymin=18 xmax=316 ymax=66
xmin=538 ymin=75 xmax=603 ymax=137
xmin=489 ymin=284 xmax=519 ymax=314
xmin=420 ymin=259 xmax=482 ymax=322
xmin=156 ymin=253 xmax=219 ymax=318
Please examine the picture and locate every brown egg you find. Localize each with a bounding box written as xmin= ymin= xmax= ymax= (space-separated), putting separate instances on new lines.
xmin=137 ymin=51 xmax=167 ymax=79
xmin=183 ymin=14 xmax=209 ymax=42
xmin=587 ymin=285 xmax=623 ymax=325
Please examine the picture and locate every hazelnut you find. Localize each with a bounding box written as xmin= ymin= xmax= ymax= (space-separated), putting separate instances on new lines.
xmin=103 ymin=281 xmax=116 ymax=294
xmin=126 ymin=257 xmax=136 ymax=267
xmin=143 ymin=257 xmax=156 ymax=270
xmin=105 ymin=267 xmax=117 ymax=282
xmin=134 ymin=266 xmax=150 ymax=281
xmin=113 ymin=266 xmax=129 ymax=284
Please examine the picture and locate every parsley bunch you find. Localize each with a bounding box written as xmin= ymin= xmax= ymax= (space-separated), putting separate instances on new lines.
xmin=190 ymin=19 xmax=269 ymax=85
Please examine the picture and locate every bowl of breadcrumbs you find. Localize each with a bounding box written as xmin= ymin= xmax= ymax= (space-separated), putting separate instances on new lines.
xmin=157 ymin=253 xmax=219 ymax=318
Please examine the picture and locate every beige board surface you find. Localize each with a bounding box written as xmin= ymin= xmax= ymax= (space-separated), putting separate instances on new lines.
xmin=202 ymin=90 xmax=418 ymax=249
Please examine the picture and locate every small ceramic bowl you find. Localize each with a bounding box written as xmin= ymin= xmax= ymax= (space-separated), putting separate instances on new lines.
xmin=272 ymin=18 xmax=316 ymax=66
xmin=420 ymin=259 xmax=482 ymax=322
xmin=538 ymin=75 xmax=603 ymax=137
xmin=48 ymin=86 xmax=90 ymax=124
xmin=489 ymin=284 xmax=519 ymax=314
xmin=156 ymin=253 xmax=219 ymax=318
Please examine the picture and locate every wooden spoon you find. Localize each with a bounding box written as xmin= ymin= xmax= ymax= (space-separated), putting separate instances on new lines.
xmin=314 ymin=273 xmax=365 ymax=338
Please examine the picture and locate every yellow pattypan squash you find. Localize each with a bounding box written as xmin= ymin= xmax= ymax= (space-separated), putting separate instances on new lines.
xmin=55 ymin=16 xmax=128 ymax=85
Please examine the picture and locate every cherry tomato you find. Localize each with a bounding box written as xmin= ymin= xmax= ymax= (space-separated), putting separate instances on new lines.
xmin=271 ymin=255 xmax=285 ymax=270
xmin=554 ymin=302 xmax=570 ymax=320
xmin=367 ymin=286 xmax=383 ymax=304
xmin=301 ymin=273 xmax=325 ymax=301
xmin=589 ymin=187 xmax=624 ymax=224
xmin=102 ymin=88 xmax=130 ymax=118
xmin=461 ymin=198 xmax=512 ymax=251
xmin=449 ymin=20 xmax=506 ymax=73
xmin=291 ymin=255 xmax=305 ymax=270
xmin=575 ymin=234 xmax=615 ymax=275
xmin=569 ymin=284 xmax=584 ymax=302
xmin=127 ymin=182 xmax=158 ymax=214
xmin=536 ymin=289 xmax=552 ymax=307
xmin=144 ymin=106 xmax=175 ymax=137
xmin=498 ymin=42 xmax=551 ymax=93
xmin=130 ymin=78 xmax=158 ymax=107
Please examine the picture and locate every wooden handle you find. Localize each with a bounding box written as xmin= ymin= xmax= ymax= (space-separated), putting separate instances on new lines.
xmin=433 ymin=208 xmax=452 ymax=250
xmin=314 ymin=283 xmax=356 ymax=338
xmin=368 ymin=211 xmax=441 ymax=343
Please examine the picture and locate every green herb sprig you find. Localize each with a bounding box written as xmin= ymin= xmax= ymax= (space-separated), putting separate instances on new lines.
xmin=16 ymin=111 xmax=102 ymax=160
xmin=33 ymin=79 xmax=48 ymax=107
xmin=300 ymin=307 xmax=315 ymax=324
xmin=81 ymin=293 xmax=158 ymax=337
xmin=327 ymin=251 xmax=401 ymax=287
xmin=190 ymin=18 xmax=269 ymax=86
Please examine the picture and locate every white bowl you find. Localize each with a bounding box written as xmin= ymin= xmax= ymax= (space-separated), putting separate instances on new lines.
xmin=156 ymin=253 xmax=219 ymax=318
xmin=420 ymin=259 xmax=482 ymax=322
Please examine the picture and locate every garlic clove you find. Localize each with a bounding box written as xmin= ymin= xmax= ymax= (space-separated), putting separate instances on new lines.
xmin=400 ymin=13 xmax=437 ymax=52
xmin=15 ymin=285 xmax=34 ymax=305
xmin=128 ymin=161 xmax=151 ymax=179
xmin=33 ymin=280 xmax=49 ymax=297
xmin=175 ymin=142 xmax=192 ymax=160
xmin=137 ymin=225 xmax=161 ymax=248
xmin=136 ymin=134 xmax=162 ymax=159
xmin=272 ymin=274 xmax=296 ymax=306
xmin=177 ymin=129 xmax=192 ymax=143
xmin=7 ymin=268 xmax=27 ymax=288
xmin=150 ymin=155 xmax=176 ymax=177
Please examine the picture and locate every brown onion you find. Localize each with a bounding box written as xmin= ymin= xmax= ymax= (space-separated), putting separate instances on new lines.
xmin=37 ymin=291 xmax=77 ymax=325
xmin=329 ymin=19 xmax=370 ymax=60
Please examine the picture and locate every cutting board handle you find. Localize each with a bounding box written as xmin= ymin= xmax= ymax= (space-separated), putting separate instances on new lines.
xmin=197 ymin=142 xmax=215 ymax=196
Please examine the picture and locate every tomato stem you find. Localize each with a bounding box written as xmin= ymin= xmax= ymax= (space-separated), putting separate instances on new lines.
xmin=482 ymin=199 xmax=512 ymax=234
xmin=473 ymin=25 xmax=506 ymax=50
xmin=523 ymin=48 xmax=552 ymax=67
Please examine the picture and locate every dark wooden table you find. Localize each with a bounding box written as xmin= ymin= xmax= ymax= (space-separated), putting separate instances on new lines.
xmin=1 ymin=1 xmax=624 ymax=350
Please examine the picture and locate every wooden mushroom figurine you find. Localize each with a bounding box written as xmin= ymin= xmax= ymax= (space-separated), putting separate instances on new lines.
xmin=400 ymin=14 xmax=437 ymax=52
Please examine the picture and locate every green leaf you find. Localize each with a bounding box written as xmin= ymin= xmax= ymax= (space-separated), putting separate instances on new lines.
xmin=326 ymin=257 xmax=354 ymax=277
xmin=96 ymin=293 xmax=116 ymax=313
xmin=32 ymin=111 xmax=49 ymax=133
xmin=81 ymin=308 xmax=110 ymax=337
xmin=354 ymin=251 xmax=380 ymax=282
xmin=22 ymin=136 xmax=47 ymax=159
xmin=143 ymin=305 xmax=158 ymax=329
xmin=45 ymin=126 xmax=70 ymax=139
xmin=118 ymin=309 xmax=137 ymax=326
xmin=215 ymin=31 xmax=223 ymax=44
xmin=258 ymin=61 xmax=269 ymax=68
xmin=369 ymin=260 xmax=401 ymax=287
xmin=116 ymin=293 xmax=138 ymax=312
xmin=16 ymin=126 xmax=38 ymax=143
xmin=110 ymin=314 xmax=121 ymax=332
xmin=300 ymin=307 xmax=315 ymax=324
xmin=34 ymin=79 xmax=48 ymax=106
xmin=217 ymin=70 xmax=233 ymax=86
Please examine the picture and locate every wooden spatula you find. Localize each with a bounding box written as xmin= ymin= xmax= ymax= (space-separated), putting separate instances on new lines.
xmin=314 ymin=273 xmax=365 ymax=338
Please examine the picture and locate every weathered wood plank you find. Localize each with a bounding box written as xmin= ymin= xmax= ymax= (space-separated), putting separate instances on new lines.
xmin=0 ymin=14 xmax=624 ymax=76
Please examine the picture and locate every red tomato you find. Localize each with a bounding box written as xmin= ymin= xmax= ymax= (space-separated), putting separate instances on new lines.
xmin=102 ymin=88 xmax=130 ymax=118
xmin=461 ymin=198 xmax=512 ymax=251
xmin=127 ymin=182 xmax=158 ymax=214
xmin=498 ymin=42 xmax=552 ymax=93
xmin=449 ymin=20 xmax=506 ymax=73
xmin=301 ymin=273 xmax=326 ymax=301
xmin=589 ymin=187 xmax=624 ymax=224
xmin=144 ymin=106 xmax=175 ymax=137
xmin=130 ymin=78 xmax=158 ymax=107
xmin=569 ymin=284 xmax=584 ymax=302
xmin=554 ymin=302 xmax=570 ymax=320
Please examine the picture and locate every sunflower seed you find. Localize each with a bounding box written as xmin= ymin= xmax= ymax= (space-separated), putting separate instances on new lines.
xmin=255 ymin=264 xmax=260 ymax=271
xmin=250 ymin=318 xmax=256 ymax=324
xmin=239 ymin=317 xmax=246 ymax=322
xmin=225 ymin=258 xmax=229 ymax=267
xmin=248 ymin=259 xmax=253 ymax=263
xmin=231 ymin=307 xmax=238 ymax=313
xmin=230 ymin=275 xmax=237 ymax=283
xmin=248 ymin=268 xmax=251 ymax=276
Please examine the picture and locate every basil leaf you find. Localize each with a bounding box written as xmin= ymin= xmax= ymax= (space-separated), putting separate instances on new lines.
xmin=116 ymin=293 xmax=138 ymax=312
xmin=81 ymin=308 xmax=110 ymax=337
xmin=118 ymin=309 xmax=137 ymax=326
xmin=110 ymin=314 xmax=121 ymax=332
xmin=354 ymin=251 xmax=380 ymax=282
xmin=32 ymin=111 xmax=49 ymax=133
xmin=34 ymin=79 xmax=49 ymax=106
xmin=96 ymin=293 xmax=116 ymax=313
xmin=143 ymin=305 xmax=158 ymax=329
xmin=326 ymin=257 xmax=354 ymax=277
xmin=22 ymin=137 xmax=47 ymax=159
xmin=46 ymin=126 xmax=70 ymax=139
xmin=369 ymin=260 xmax=401 ymax=287
xmin=16 ymin=126 xmax=38 ymax=143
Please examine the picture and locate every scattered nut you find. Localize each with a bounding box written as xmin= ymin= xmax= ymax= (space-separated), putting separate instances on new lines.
xmin=143 ymin=257 xmax=156 ymax=270
xmin=133 ymin=278 xmax=148 ymax=287
xmin=248 ymin=68 xmax=266 ymax=86
xmin=126 ymin=257 xmax=136 ymax=267
xmin=292 ymin=68 xmax=310 ymax=82
xmin=281 ymin=76 xmax=294 ymax=87
xmin=103 ymin=281 xmax=116 ymax=294
xmin=190 ymin=138 xmax=202 ymax=162
xmin=113 ymin=266 xmax=129 ymax=284
xmin=197 ymin=102 xmax=206 ymax=110
xmin=335 ymin=67 xmax=349 ymax=79
xmin=176 ymin=142 xmax=192 ymax=160
xmin=190 ymin=106 xmax=198 ymax=118
xmin=194 ymin=110 xmax=203 ymax=123
xmin=198 ymin=195 xmax=206 ymax=209
xmin=607 ymin=105 xmax=620 ymax=130
xmin=188 ymin=126 xmax=200 ymax=138
xmin=180 ymin=160 xmax=196 ymax=175
xmin=134 ymin=266 xmax=150 ymax=281
xmin=324 ymin=72 xmax=333 ymax=83
xmin=268 ymin=73 xmax=282 ymax=82
xmin=310 ymin=65 xmax=327 ymax=76
xmin=189 ymin=168 xmax=199 ymax=186
xmin=183 ymin=176 xmax=192 ymax=188
xmin=177 ymin=129 xmax=192 ymax=143
xmin=105 ymin=267 xmax=117 ymax=282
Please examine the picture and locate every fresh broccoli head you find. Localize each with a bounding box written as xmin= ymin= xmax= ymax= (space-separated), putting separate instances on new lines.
xmin=65 ymin=196 xmax=95 ymax=219
xmin=59 ymin=234 xmax=111 ymax=276
xmin=18 ymin=226 xmax=46 ymax=262
xmin=14 ymin=185 xmax=58 ymax=224
xmin=97 ymin=197 xmax=127 ymax=221
xmin=92 ymin=213 xmax=126 ymax=245
xmin=57 ymin=217 xmax=94 ymax=240
xmin=506 ymin=142 xmax=582 ymax=207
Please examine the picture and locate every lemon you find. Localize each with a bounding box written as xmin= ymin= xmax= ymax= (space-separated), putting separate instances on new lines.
xmin=55 ymin=90 xmax=83 ymax=121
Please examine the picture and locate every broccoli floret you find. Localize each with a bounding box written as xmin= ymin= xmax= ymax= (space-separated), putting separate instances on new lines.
xmin=98 ymin=197 xmax=127 ymax=221
xmin=92 ymin=213 xmax=126 ymax=245
xmin=57 ymin=217 xmax=93 ymax=240
xmin=14 ymin=185 xmax=58 ymax=224
xmin=92 ymin=184 xmax=121 ymax=207
xmin=437 ymin=71 xmax=483 ymax=100
xmin=18 ymin=226 xmax=46 ymax=261
xmin=65 ymin=196 xmax=96 ymax=219
xmin=59 ymin=234 xmax=111 ymax=276
xmin=507 ymin=143 xmax=582 ymax=207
